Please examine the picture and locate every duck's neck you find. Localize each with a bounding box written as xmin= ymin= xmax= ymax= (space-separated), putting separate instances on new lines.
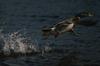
xmin=74 ymin=20 xmax=80 ymax=24
xmin=75 ymin=13 xmax=86 ymax=19
xmin=72 ymin=16 xmax=80 ymax=24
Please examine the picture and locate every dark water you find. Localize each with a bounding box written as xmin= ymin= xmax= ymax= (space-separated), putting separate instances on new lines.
xmin=0 ymin=0 xmax=100 ymax=66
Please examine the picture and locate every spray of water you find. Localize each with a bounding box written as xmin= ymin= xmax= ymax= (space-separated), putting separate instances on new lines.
xmin=0 ymin=29 xmax=52 ymax=56
xmin=0 ymin=29 xmax=40 ymax=56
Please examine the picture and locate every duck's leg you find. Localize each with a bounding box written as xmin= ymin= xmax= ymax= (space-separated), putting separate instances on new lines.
xmin=70 ymin=29 xmax=79 ymax=36
xmin=53 ymin=31 xmax=60 ymax=38
xmin=42 ymin=32 xmax=50 ymax=39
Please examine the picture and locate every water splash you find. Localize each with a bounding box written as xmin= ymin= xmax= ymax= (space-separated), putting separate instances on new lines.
xmin=0 ymin=29 xmax=40 ymax=56
xmin=0 ymin=29 xmax=52 ymax=57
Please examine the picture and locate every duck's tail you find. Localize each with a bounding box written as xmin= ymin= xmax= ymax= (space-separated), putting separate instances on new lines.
xmin=42 ymin=28 xmax=52 ymax=39
xmin=42 ymin=28 xmax=60 ymax=39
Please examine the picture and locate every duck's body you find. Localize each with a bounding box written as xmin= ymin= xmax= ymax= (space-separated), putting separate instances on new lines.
xmin=52 ymin=19 xmax=75 ymax=33
xmin=42 ymin=17 xmax=80 ymax=38
xmin=42 ymin=11 xmax=94 ymax=38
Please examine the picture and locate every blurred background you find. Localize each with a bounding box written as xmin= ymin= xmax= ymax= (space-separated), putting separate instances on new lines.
xmin=0 ymin=0 xmax=100 ymax=66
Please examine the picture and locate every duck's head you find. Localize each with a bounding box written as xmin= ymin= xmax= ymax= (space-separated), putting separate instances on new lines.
xmin=71 ymin=16 xmax=80 ymax=24
xmin=75 ymin=11 xmax=95 ymax=18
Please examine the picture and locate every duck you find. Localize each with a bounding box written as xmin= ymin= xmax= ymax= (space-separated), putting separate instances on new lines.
xmin=42 ymin=17 xmax=80 ymax=38
xmin=76 ymin=11 xmax=98 ymax=26
xmin=42 ymin=11 xmax=95 ymax=38
xmin=75 ymin=11 xmax=94 ymax=18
